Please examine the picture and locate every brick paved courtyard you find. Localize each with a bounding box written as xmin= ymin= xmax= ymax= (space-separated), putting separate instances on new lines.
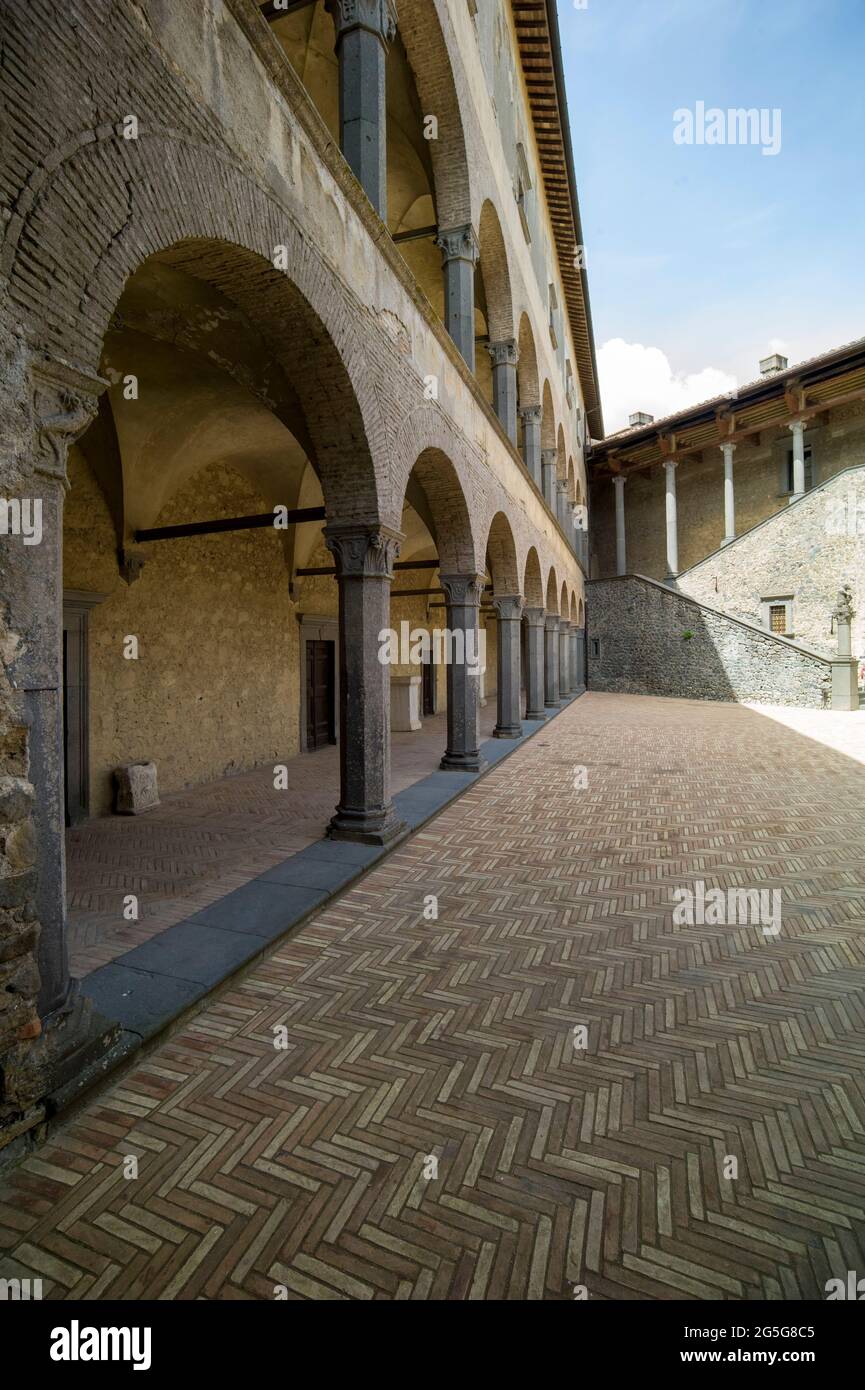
xmin=67 ymin=706 xmax=498 ymax=978
xmin=3 ymin=691 xmax=865 ymax=1301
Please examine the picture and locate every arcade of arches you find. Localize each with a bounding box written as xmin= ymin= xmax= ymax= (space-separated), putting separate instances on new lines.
xmin=0 ymin=0 xmax=589 ymax=1133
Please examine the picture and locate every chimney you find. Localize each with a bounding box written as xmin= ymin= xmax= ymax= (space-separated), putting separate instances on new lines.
xmin=629 ymin=411 xmax=654 ymax=428
xmin=759 ymin=353 xmax=788 ymax=376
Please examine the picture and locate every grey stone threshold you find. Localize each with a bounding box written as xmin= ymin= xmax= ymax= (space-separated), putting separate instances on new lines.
xmin=67 ymin=693 xmax=585 ymax=1107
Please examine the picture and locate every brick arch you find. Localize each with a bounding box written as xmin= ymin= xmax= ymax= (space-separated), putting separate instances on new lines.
xmin=541 ymin=379 xmax=557 ymax=450
xmin=392 ymin=405 xmax=481 ymax=572
xmin=570 ymin=592 xmax=578 ymax=623
xmin=545 ymin=565 xmax=559 ymax=614
xmin=567 ymin=457 xmax=577 ymax=503
xmin=523 ymin=546 xmax=544 ymax=607
xmin=560 ymin=580 xmax=569 ymax=618
xmin=517 ymin=312 xmax=540 ymax=407
xmin=478 ymin=199 xmax=515 ymax=344
xmin=483 ymin=511 xmax=520 ymax=595
xmin=4 ymin=132 xmax=387 ymax=522
xmin=397 ymin=0 xmax=473 ymax=228
xmin=578 ymin=596 xmax=584 ymax=625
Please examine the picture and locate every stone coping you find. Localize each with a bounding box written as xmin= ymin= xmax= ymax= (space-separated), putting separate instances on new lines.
xmin=73 ymin=692 xmax=586 ymax=1103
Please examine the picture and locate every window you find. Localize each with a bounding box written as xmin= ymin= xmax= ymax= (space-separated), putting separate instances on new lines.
xmin=565 ymin=360 xmax=575 ymax=410
xmin=761 ymin=595 xmax=794 ymax=637
xmin=769 ymin=604 xmax=787 ymax=634
xmin=515 ymin=144 xmax=532 ymax=243
xmin=785 ymin=444 xmax=814 ymax=493
xmin=590 ymin=638 xmax=600 ymax=659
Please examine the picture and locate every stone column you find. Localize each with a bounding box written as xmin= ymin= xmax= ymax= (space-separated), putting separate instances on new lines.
xmin=325 ymin=522 xmax=406 ymax=844
xmin=556 ymin=479 xmax=569 ymax=533
xmin=544 ymin=614 xmax=561 ymax=707
xmin=789 ymin=420 xmax=806 ymax=502
xmin=11 ymin=362 xmax=106 ymax=1019
xmin=721 ymin=442 xmax=736 ymax=545
xmin=541 ymin=449 xmax=557 ymax=511
xmin=571 ymin=626 xmax=582 ymax=690
xmin=567 ymin=500 xmax=578 ymax=553
xmin=439 ymin=573 xmax=487 ymax=772
xmin=613 ymin=474 xmax=627 ymax=575
xmin=436 ymin=225 xmax=479 ymax=372
xmin=523 ymin=608 xmax=547 ymax=720
xmin=520 ymin=405 xmax=542 ymax=488
xmin=326 ymin=0 xmax=397 ymax=222
xmin=559 ymin=620 xmax=572 ymax=695
xmin=492 ymin=595 xmax=523 ymax=738
xmin=488 ymin=340 xmax=519 ymax=443
xmin=664 ymin=459 xmax=679 ymax=580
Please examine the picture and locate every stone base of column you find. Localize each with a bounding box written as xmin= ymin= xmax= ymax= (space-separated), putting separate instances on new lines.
xmin=524 ymin=708 xmax=547 ymax=721
xmin=721 ymin=535 xmax=736 ymax=546
xmin=440 ymin=751 xmax=488 ymax=773
xmin=327 ymin=804 xmax=407 ymax=846
xmin=830 ymin=657 xmax=860 ymax=711
xmin=664 ymin=573 xmax=679 ymax=586
xmin=492 ymin=721 xmax=523 ymax=739
xmin=1 ymin=986 xmax=122 ymax=1157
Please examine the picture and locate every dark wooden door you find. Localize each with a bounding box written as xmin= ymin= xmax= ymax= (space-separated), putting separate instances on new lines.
xmin=306 ymin=640 xmax=335 ymax=749
xmin=62 ymin=607 xmax=89 ymax=826
xmin=422 ymin=656 xmax=436 ymax=717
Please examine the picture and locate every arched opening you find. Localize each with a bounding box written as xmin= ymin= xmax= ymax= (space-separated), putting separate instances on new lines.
xmin=476 ymin=200 xmax=515 ymax=410
xmin=61 ymin=239 xmax=392 ymax=980
xmin=268 ymin=1 xmax=471 ymax=334
xmin=517 ymin=313 xmax=541 ymax=476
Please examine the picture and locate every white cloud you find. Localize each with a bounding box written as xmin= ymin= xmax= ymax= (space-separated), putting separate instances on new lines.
xmin=598 ymin=338 xmax=737 ymax=435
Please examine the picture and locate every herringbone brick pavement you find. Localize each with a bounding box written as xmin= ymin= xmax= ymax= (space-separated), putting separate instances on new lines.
xmin=2 ymin=692 xmax=865 ymax=1300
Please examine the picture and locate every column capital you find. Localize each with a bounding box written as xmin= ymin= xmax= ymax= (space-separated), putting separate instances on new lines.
xmin=555 ymin=477 xmax=569 ymax=496
xmin=719 ymin=440 xmax=736 ymax=457
xmin=439 ymin=572 xmax=485 ymax=606
xmin=663 ymin=457 xmax=679 ymax=473
xmin=491 ymin=593 xmax=523 ymax=621
xmin=612 ymin=473 xmax=627 ymax=488
xmin=519 ymin=403 xmax=542 ymax=425
xmin=541 ymin=448 xmax=558 ymax=468
xmin=789 ymin=418 xmax=805 ymax=435
xmin=31 ymin=358 xmax=108 ymax=487
xmin=545 ymin=613 xmax=560 ymax=631
xmin=436 ymin=223 xmax=480 ymax=266
xmin=324 ymin=522 xmax=402 ymax=578
xmin=325 ymin=0 xmax=397 ymax=47
xmin=523 ymin=606 xmax=546 ymax=629
xmin=487 ymin=338 xmax=519 ymax=368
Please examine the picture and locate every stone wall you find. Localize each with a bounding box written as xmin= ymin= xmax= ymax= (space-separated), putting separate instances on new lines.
xmin=677 ymin=464 xmax=865 ymax=661
xmin=587 ymin=575 xmax=832 ymax=708
xmin=64 ymin=450 xmax=299 ymax=815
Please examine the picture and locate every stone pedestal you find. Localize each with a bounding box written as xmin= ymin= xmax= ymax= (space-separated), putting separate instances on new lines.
xmin=114 ymin=762 xmax=159 ymax=814
xmin=831 ymin=658 xmax=860 ymax=711
xmin=325 ymin=523 xmax=406 ymax=844
xmin=390 ymin=675 xmax=422 ymax=731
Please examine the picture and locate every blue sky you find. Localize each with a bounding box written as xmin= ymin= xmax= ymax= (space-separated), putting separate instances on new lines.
xmin=556 ymin=0 xmax=865 ymax=432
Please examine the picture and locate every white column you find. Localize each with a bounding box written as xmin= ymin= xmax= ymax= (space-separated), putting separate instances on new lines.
xmin=664 ymin=459 xmax=679 ymax=579
xmin=613 ymin=475 xmax=627 ymax=576
xmin=721 ymin=442 xmax=736 ymax=545
xmin=789 ymin=420 xmax=806 ymax=502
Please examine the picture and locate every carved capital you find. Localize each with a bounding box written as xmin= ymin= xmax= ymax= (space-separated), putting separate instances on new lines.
xmin=324 ymin=522 xmax=401 ymax=578
xmin=435 ymin=223 xmax=480 ymax=266
xmin=545 ymin=613 xmax=560 ymax=631
xmin=519 ymin=404 xmax=542 ymax=426
xmin=523 ymin=606 xmax=546 ymax=629
xmin=541 ymin=449 xmax=558 ymax=469
xmin=325 ymin=0 xmax=397 ymax=45
xmin=492 ymin=593 xmax=523 ymax=622
xmin=30 ymin=359 xmax=107 ymax=487
xmin=487 ymin=338 xmax=519 ymax=369
xmin=439 ymin=572 xmax=485 ymax=608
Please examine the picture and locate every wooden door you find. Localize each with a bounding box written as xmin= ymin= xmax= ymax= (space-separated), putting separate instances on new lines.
xmin=306 ymin=640 xmax=335 ymax=749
